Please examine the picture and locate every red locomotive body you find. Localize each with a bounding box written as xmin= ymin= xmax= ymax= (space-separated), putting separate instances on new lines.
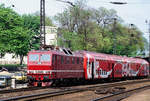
xmin=27 ymin=50 xmax=149 ymax=86
xmin=27 ymin=50 xmax=84 ymax=86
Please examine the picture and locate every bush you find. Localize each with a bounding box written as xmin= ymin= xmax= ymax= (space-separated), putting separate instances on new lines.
xmin=0 ymin=64 xmax=21 ymax=71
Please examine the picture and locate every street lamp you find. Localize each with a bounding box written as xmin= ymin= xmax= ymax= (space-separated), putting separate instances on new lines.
xmin=110 ymin=1 xmax=127 ymax=5
xmin=56 ymin=0 xmax=75 ymax=49
xmin=129 ymin=24 xmax=135 ymax=37
xmin=109 ymin=1 xmax=127 ymax=55
xmin=113 ymin=18 xmax=117 ymax=55
xmin=56 ymin=0 xmax=75 ymax=7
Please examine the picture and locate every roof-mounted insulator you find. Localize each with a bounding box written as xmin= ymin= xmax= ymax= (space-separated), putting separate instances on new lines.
xmin=62 ymin=48 xmax=73 ymax=55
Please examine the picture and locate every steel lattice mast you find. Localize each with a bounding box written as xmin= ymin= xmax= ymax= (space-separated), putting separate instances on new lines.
xmin=40 ymin=0 xmax=46 ymax=49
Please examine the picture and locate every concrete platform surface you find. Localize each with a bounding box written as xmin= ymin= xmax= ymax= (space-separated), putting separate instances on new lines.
xmin=122 ymin=89 xmax=150 ymax=101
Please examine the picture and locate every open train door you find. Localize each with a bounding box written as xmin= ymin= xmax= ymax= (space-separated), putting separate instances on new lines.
xmin=91 ymin=62 xmax=94 ymax=80
xmin=84 ymin=54 xmax=95 ymax=79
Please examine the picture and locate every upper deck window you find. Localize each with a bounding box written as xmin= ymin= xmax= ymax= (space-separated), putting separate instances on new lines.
xmin=41 ymin=54 xmax=51 ymax=62
xmin=29 ymin=54 xmax=39 ymax=61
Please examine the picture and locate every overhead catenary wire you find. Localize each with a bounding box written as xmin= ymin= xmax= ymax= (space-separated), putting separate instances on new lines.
xmin=93 ymin=0 xmax=150 ymax=5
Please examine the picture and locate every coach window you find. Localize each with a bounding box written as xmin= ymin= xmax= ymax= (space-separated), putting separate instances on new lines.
xmin=77 ymin=58 xmax=79 ymax=64
xmin=55 ymin=55 xmax=57 ymax=61
xmin=61 ymin=56 xmax=64 ymax=64
xmin=82 ymin=58 xmax=83 ymax=64
xmin=52 ymin=55 xmax=56 ymax=65
xmin=57 ymin=55 xmax=59 ymax=61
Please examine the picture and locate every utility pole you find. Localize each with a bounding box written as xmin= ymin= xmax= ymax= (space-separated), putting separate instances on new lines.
xmin=40 ymin=0 xmax=46 ymax=50
xmin=146 ymin=20 xmax=150 ymax=63
xmin=113 ymin=18 xmax=117 ymax=55
xmin=39 ymin=0 xmax=75 ymax=50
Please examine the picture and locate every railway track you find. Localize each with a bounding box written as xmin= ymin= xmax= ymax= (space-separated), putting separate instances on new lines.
xmin=0 ymin=78 xmax=148 ymax=94
xmin=92 ymin=85 xmax=150 ymax=101
xmin=1 ymin=78 xmax=150 ymax=101
xmin=0 ymin=86 xmax=52 ymax=94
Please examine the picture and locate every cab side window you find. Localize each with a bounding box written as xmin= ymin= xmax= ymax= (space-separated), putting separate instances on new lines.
xmin=81 ymin=58 xmax=83 ymax=65
xmin=72 ymin=57 xmax=75 ymax=64
xmin=61 ymin=56 xmax=64 ymax=64
xmin=57 ymin=55 xmax=60 ymax=64
xmin=66 ymin=57 xmax=70 ymax=64
xmin=52 ymin=55 xmax=55 ymax=65
xmin=77 ymin=58 xmax=79 ymax=64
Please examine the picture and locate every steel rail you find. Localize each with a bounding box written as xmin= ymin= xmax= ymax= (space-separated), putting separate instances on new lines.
xmin=1 ymin=79 xmax=150 ymax=101
xmin=0 ymin=86 xmax=51 ymax=94
xmin=87 ymin=79 xmax=150 ymax=90
xmin=0 ymin=78 xmax=149 ymax=94
xmin=1 ymin=88 xmax=86 ymax=101
xmin=92 ymin=85 xmax=150 ymax=101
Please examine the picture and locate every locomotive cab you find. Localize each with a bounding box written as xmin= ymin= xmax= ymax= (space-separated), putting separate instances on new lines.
xmin=27 ymin=51 xmax=53 ymax=86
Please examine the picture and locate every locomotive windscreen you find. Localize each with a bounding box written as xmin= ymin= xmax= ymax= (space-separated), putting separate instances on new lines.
xmin=40 ymin=54 xmax=51 ymax=62
xmin=29 ymin=54 xmax=39 ymax=62
xmin=28 ymin=53 xmax=51 ymax=66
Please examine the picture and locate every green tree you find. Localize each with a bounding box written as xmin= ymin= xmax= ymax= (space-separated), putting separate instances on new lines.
xmin=0 ymin=4 xmax=30 ymax=64
xmin=55 ymin=0 xmax=147 ymax=57
xmin=22 ymin=13 xmax=54 ymax=50
xmin=22 ymin=14 xmax=40 ymax=50
xmin=9 ymin=27 xmax=31 ymax=65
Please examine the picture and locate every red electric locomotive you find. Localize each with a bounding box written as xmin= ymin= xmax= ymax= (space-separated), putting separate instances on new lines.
xmin=27 ymin=49 xmax=149 ymax=86
xmin=27 ymin=49 xmax=84 ymax=86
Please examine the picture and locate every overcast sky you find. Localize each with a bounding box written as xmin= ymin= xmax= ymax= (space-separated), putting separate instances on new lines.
xmin=0 ymin=0 xmax=150 ymax=38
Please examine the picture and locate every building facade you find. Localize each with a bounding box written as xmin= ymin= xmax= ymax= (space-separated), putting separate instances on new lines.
xmin=45 ymin=26 xmax=58 ymax=46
